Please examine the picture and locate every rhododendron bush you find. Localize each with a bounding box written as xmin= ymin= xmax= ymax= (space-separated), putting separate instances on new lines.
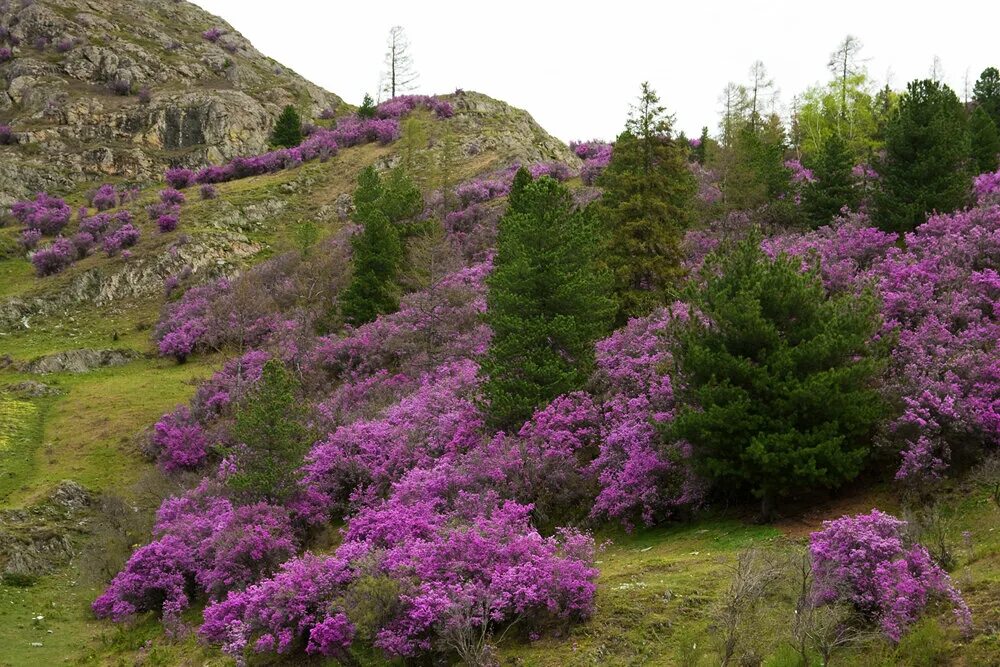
xmin=809 ymin=509 xmax=970 ymax=642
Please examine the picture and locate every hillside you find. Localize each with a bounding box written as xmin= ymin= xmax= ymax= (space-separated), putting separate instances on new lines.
xmin=1 ymin=3 xmax=999 ymax=667
xmin=0 ymin=0 xmax=345 ymax=204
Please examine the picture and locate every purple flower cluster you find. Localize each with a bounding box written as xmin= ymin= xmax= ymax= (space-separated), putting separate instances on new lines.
xmin=0 ymin=47 xmax=12 ymax=63
xmin=164 ymin=167 xmax=196 ymax=189
xmin=202 ymin=27 xmax=224 ymax=42
xmin=11 ymin=192 xmax=72 ymax=235
xmin=103 ymin=223 xmax=140 ymax=256
xmin=0 ymin=123 xmax=15 ymax=145
xmin=30 ymin=237 xmax=76 ymax=276
xmin=809 ymin=509 xmax=971 ymax=641
xmin=375 ymin=94 xmax=455 ymax=119
xmin=785 ymin=158 xmax=816 ymax=184
xmin=570 ymin=140 xmax=613 ymax=185
xmin=974 ymin=169 xmax=1000 ymax=205
xmin=89 ymin=184 xmax=118 ymax=211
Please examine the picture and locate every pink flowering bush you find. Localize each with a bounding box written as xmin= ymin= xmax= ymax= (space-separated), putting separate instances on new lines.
xmin=159 ymin=188 xmax=186 ymax=206
xmin=809 ymin=509 xmax=971 ymax=641
xmin=30 ymin=237 xmax=76 ymax=276
xmin=11 ymin=192 xmax=72 ymax=235
xmin=103 ymin=223 xmax=140 ymax=256
xmin=156 ymin=213 xmax=179 ymax=233
xmin=973 ymin=169 xmax=1000 ymax=205
xmin=164 ymin=167 xmax=195 ymax=189
xmin=18 ymin=228 xmax=41 ymax=251
xmin=90 ymin=184 xmax=118 ymax=211
xmin=150 ymin=406 xmax=209 ymax=472
xmin=376 ymin=94 xmax=454 ymax=119
xmin=570 ymin=140 xmax=612 ymax=185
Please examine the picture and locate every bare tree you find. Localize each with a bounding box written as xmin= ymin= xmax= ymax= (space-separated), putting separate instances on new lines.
xmin=748 ymin=61 xmax=776 ymax=131
xmin=381 ymin=25 xmax=418 ymax=99
xmin=714 ymin=548 xmax=782 ymax=666
xmin=787 ymin=549 xmax=873 ymax=667
xmin=827 ymin=36 xmax=867 ymax=122
xmin=929 ymin=55 xmax=945 ymax=83
xmin=718 ymin=81 xmax=749 ymax=147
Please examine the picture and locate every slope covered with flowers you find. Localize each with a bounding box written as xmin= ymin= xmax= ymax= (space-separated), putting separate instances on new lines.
xmin=90 ymin=127 xmax=1000 ymax=660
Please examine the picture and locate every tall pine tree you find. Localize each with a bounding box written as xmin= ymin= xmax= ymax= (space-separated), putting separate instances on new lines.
xmin=270 ymin=105 xmax=303 ymax=148
xmin=875 ymin=79 xmax=970 ymax=232
xmin=669 ymin=232 xmax=887 ymax=518
xmin=481 ymin=171 xmax=615 ymax=431
xmin=340 ymin=167 xmax=405 ymax=325
xmin=973 ymin=67 xmax=1000 ymax=129
xmin=970 ymin=106 xmax=1000 ymax=173
xmin=801 ymin=132 xmax=859 ymax=226
xmin=596 ymin=82 xmax=696 ymax=324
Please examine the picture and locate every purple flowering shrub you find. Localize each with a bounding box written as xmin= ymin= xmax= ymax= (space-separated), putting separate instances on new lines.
xmin=11 ymin=192 xmax=72 ymax=235
xmin=809 ymin=509 xmax=971 ymax=641
xmin=570 ymin=140 xmax=612 ymax=185
xmin=164 ymin=167 xmax=195 ymax=189
xmin=199 ymin=183 xmax=218 ymax=200
xmin=376 ymin=94 xmax=454 ymax=119
xmin=30 ymin=237 xmax=76 ymax=276
xmin=202 ymin=27 xmax=224 ymax=42
xmin=18 ymin=228 xmax=41 ymax=251
xmin=156 ymin=213 xmax=179 ymax=233
xmin=90 ymin=184 xmax=118 ymax=211
xmin=103 ymin=223 xmax=140 ymax=256
xmin=0 ymin=123 xmax=16 ymax=144
xmin=159 ymin=188 xmax=186 ymax=205
xmin=0 ymin=47 xmax=12 ymax=63
xmin=974 ymin=169 xmax=1000 ymax=206
xmin=150 ymin=406 xmax=209 ymax=472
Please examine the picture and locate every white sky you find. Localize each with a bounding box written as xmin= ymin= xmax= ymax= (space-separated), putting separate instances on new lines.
xmin=192 ymin=0 xmax=999 ymax=143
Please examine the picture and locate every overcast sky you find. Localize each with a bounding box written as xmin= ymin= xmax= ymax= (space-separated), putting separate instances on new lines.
xmin=192 ymin=1 xmax=998 ymax=143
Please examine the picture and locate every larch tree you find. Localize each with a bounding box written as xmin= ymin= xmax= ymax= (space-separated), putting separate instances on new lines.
xmin=596 ymin=82 xmax=697 ymax=324
xmin=381 ymin=25 xmax=418 ymax=99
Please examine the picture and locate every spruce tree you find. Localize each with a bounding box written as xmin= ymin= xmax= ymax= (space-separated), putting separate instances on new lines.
xmin=970 ymin=106 xmax=1000 ymax=173
xmin=669 ymin=232 xmax=887 ymax=518
xmin=694 ymin=126 xmax=710 ymax=163
xmin=875 ymin=79 xmax=970 ymax=232
xmin=802 ymin=133 xmax=859 ymax=226
xmin=340 ymin=167 xmax=405 ymax=325
xmin=596 ymin=82 xmax=696 ymax=324
xmin=270 ymin=105 xmax=303 ymax=148
xmin=357 ymin=93 xmax=377 ymax=119
xmin=973 ymin=67 xmax=1000 ymax=128
xmin=482 ymin=171 xmax=615 ymax=431
xmin=227 ymin=359 xmax=309 ymax=503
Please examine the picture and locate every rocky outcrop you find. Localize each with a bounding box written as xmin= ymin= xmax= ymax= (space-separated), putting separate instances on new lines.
xmin=21 ymin=348 xmax=141 ymax=374
xmin=0 ymin=481 xmax=91 ymax=580
xmin=4 ymin=380 xmax=63 ymax=397
xmin=0 ymin=0 xmax=343 ymax=204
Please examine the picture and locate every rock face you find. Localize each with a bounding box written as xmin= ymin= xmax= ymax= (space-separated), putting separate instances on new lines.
xmin=0 ymin=481 xmax=91 ymax=580
xmin=0 ymin=0 xmax=342 ymax=204
xmin=21 ymin=348 xmax=141 ymax=374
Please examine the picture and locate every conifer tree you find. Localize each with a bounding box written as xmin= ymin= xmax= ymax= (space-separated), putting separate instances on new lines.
xmin=482 ymin=171 xmax=615 ymax=431
xmin=357 ymin=93 xmax=377 ymax=119
xmin=340 ymin=167 xmax=405 ymax=325
xmin=270 ymin=105 xmax=303 ymax=148
xmin=875 ymin=79 xmax=970 ymax=232
xmin=669 ymin=232 xmax=887 ymax=518
xmin=227 ymin=359 xmax=309 ymax=502
xmin=596 ymin=82 xmax=696 ymax=324
xmin=973 ymin=66 xmax=1000 ymax=128
xmin=694 ymin=126 xmax=709 ymax=163
xmin=970 ymin=106 xmax=1000 ymax=173
xmin=802 ymin=133 xmax=859 ymax=226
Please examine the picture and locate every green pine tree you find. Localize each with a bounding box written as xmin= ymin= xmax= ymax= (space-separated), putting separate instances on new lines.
xmin=227 ymin=359 xmax=309 ymax=502
xmin=357 ymin=93 xmax=377 ymax=119
xmin=973 ymin=67 xmax=1000 ymax=128
xmin=970 ymin=106 xmax=1000 ymax=173
xmin=875 ymin=79 xmax=971 ymax=232
xmin=801 ymin=133 xmax=860 ymax=227
xmin=340 ymin=167 xmax=405 ymax=325
xmin=596 ymin=82 xmax=696 ymax=324
xmin=694 ymin=126 xmax=709 ymax=164
xmin=669 ymin=231 xmax=887 ymax=518
xmin=481 ymin=171 xmax=615 ymax=431
xmin=270 ymin=105 xmax=303 ymax=148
